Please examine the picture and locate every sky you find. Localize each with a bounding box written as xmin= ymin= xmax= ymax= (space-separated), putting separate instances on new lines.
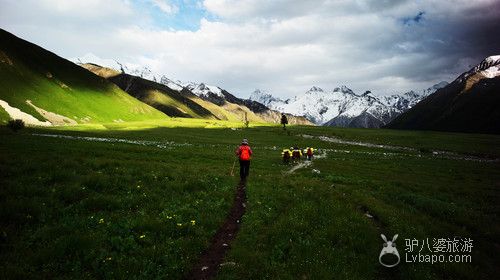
xmin=1 ymin=0 xmax=499 ymax=98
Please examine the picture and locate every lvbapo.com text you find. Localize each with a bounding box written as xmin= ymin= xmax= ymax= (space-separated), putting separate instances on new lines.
xmin=406 ymin=253 xmax=472 ymax=264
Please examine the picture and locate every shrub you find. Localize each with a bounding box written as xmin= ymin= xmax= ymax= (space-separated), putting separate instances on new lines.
xmin=418 ymin=147 xmax=432 ymax=154
xmin=7 ymin=119 xmax=25 ymax=132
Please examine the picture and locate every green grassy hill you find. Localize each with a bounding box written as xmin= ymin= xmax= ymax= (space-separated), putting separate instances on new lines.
xmin=98 ymin=70 xmax=217 ymax=119
xmin=0 ymin=29 xmax=168 ymax=125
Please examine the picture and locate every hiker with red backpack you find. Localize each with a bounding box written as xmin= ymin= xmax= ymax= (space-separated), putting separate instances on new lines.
xmin=235 ymin=139 xmax=253 ymax=180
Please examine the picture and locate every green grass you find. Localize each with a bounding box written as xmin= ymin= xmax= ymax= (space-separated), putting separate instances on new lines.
xmin=0 ymin=129 xmax=236 ymax=279
xmin=0 ymin=105 xmax=9 ymax=124
xmin=47 ymin=118 xmax=273 ymax=132
xmin=1 ymin=124 xmax=499 ymax=279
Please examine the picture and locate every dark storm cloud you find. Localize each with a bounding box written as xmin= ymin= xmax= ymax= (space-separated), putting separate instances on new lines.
xmin=388 ymin=1 xmax=500 ymax=84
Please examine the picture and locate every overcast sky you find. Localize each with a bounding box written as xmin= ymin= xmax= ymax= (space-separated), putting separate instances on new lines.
xmin=1 ymin=0 xmax=499 ymax=98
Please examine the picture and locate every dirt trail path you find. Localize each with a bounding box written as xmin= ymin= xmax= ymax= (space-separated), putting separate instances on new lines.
xmin=186 ymin=180 xmax=247 ymax=280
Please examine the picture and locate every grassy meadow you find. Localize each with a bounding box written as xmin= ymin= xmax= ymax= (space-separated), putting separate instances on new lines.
xmin=0 ymin=122 xmax=499 ymax=279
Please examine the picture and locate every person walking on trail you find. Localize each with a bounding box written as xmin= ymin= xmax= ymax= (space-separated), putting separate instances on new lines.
xmin=235 ymin=139 xmax=253 ymax=180
xmin=281 ymin=113 xmax=288 ymax=130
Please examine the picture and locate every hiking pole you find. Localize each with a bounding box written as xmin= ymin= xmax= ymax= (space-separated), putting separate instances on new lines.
xmin=230 ymin=158 xmax=237 ymax=176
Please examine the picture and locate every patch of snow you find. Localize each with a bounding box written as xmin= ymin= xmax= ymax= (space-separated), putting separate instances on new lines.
xmin=0 ymin=99 xmax=51 ymax=126
xmin=26 ymin=100 xmax=77 ymax=125
xmin=285 ymin=151 xmax=327 ymax=174
xmin=306 ymin=134 xmax=414 ymax=151
xmin=286 ymin=160 xmax=312 ymax=174
xmin=32 ymin=133 xmax=192 ymax=149
xmin=304 ymin=134 xmax=499 ymax=162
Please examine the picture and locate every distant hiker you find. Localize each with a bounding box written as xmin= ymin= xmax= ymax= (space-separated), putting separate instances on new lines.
xmin=291 ymin=146 xmax=302 ymax=163
xmin=281 ymin=148 xmax=292 ymax=164
xmin=281 ymin=113 xmax=288 ymax=130
xmin=306 ymin=147 xmax=314 ymax=161
xmin=235 ymin=139 xmax=253 ymax=180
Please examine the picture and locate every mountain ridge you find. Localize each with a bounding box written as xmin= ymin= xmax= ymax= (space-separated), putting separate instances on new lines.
xmin=386 ymin=55 xmax=500 ymax=134
xmin=249 ymin=82 xmax=448 ymax=127
xmin=80 ymin=63 xmax=313 ymax=125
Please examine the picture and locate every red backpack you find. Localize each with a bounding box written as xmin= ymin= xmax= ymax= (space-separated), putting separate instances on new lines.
xmin=240 ymin=146 xmax=251 ymax=160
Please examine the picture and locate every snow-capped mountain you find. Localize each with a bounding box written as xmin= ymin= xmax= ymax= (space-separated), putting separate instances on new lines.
xmin=249 ymin=82 xmax=448 ymax=127
xmin=249 ymin=89 xmax=285 ymax=106
xmin=76 ymin=53 xmax=186 ymax=91
xmin=159 ymin=76 xmax=183 ymax=92
xmin=182 ymin=82 xmax=225 ymax=98
xmin=457 ymin=55 xmax=500 ymax=82
xmin=381 ymin=81 xmax=448 ymax=111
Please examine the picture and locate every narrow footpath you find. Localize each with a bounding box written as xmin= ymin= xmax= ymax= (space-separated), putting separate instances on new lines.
xmin=186 ymin=180 xmax=247 ymax=280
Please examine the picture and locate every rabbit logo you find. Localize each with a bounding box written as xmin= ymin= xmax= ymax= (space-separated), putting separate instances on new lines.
xmin=379 ymin=234 xmax=400 ymax=267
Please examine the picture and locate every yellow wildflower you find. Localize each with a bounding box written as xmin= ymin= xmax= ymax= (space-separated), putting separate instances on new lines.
xmin=177 ymin=223 xmax=182 ymax=227
xmin=190 ymin=220 xmax=196 ymax=226
xmin=139 ymin=235 xmax=146 ymax=239
xmin=99 ymin=218 xmax=104 ymax=224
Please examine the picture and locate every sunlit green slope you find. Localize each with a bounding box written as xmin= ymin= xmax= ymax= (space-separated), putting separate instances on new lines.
xmin=0 ymin=29 xmax=167 ymax=125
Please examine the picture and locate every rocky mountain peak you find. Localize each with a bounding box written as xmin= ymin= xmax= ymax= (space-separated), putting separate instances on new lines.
xmin=333 ymin=85 xmax=355 ymax=95
xmin=458 ymin=55 xmax=500 ymax=82
xmin=479 ymin=55 xmax=500 ymax=71
xmin=308 ymin=86 xmax=324 ymax=92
